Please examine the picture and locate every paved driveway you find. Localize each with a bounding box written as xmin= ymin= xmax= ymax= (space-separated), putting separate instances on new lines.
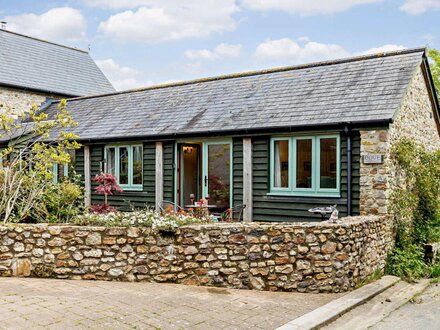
xmin=0 ymin=278 xmax=342 ymax=330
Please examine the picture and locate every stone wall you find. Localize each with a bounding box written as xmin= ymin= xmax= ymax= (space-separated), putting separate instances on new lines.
xmin=359 ymin=65 xmax=440 ymax=216
xmin=0 ymin=85 xmax=63 ymax=115
xmin=0 ymin=216 xmax=393 ymax=293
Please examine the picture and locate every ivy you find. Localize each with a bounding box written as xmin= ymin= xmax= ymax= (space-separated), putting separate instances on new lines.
xmin=387 ymin=139 xmax=440 ymax=280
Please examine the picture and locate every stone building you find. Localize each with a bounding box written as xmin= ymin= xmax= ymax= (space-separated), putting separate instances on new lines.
xmin=0 ymin=28 xmax=115 ymax=114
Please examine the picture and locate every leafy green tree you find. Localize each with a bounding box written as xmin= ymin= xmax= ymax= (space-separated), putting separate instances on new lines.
xmin=0 ymin=100 xmax=80 ymax=223
xmin=428 ymin=49 xmax=440 ymax=96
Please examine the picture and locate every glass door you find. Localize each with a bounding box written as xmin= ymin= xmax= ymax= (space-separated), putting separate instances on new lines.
xmin=178 ymin=143 xmax=201 ymax=207
xmin=202 ymin=141 xmax=232 ymax=210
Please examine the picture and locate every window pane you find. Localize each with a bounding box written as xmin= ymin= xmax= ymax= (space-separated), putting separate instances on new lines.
xmin=67 ymin=149 xmax=75 ymax=176
xmin=274 ymin=140 xmax=289 ymax=188
xmin=296 ymin=139 xmax=312 ymax=188
xmin=207 ymin=144 xmax=231 ymax=209
xmin=320 ymin=138 xmax=337 ymax=189
xmin=132 ymin=146 xmax=142 ymax=185
xmin=119 ymin=147 xmax=129 ymax=184
xmin=57 ymin=164 xmax=66 ymax=181
xmin=106 ymin=147 xmax=116 ymax=175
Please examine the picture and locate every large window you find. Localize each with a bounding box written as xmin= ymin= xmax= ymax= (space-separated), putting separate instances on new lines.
xmin=105 ymin=145 xmax=143 ymax=190
xmin=270 ymin=135 xmax=340 ymax=197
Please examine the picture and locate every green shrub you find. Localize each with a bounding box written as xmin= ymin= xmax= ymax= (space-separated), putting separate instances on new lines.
xmin=386 ymin=245 xmax=427 ymax=281
xmin=33 ymin=178 xmax=83 ymax=223
xmin=387 ymin=139 xmax=440 ymax=280
xmin=430 ymin=263 xmax=440 ymax=278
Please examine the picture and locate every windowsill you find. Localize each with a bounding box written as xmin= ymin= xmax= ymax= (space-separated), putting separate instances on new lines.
xmin=118 ymin=186 xmax=144 ymax=192
xmin=267 ymin=192 xmax=341 ymax=199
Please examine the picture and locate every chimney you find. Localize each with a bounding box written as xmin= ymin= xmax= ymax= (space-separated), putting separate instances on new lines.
xmin=0 ymin=21 xmax=7 ymax=29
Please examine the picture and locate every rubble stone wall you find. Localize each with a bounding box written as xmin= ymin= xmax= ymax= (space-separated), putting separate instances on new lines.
xmin=359 ymin=66 xmax=440 ymax=216
xmin=0 ymin=86 xmax=63 ymax=114
xmin=0 ymin=216 xmax=392 ymax=293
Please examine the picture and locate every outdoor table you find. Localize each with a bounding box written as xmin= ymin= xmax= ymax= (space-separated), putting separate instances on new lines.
xmin=185 ymin=204 xmax=217 ymax=209
xmin=308 ymin=206 xmax=334 ymax=221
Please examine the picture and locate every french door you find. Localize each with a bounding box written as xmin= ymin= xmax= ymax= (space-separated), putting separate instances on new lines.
xmin=202 ymin=141 xmax=232 ymax=210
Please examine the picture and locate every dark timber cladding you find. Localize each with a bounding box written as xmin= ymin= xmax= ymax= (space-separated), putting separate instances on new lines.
xmin=89 ymin=143 xmax=156 ymax=209
xmin=251 ymin=133 xmax=360 ymax=222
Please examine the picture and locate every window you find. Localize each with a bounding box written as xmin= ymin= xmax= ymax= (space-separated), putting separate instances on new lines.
xmin=105 ymin=145 xmax=143 ymax=190
xmin=53 ymin=150 xmax=76 ymax=183
xmin=270 ymin=135 xmax=340 ymax=197
xmin=273 ymin=139 xmax=290 ymax=189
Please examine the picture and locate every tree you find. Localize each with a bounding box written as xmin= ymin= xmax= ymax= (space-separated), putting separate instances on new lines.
xmin=0 ymin=100 xmax=80 ymax=223
xmin=428 ymin=49 xmax=440 ymax=96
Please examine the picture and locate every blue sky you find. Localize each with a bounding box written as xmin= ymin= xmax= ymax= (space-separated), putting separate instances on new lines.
xmin=1 ymin=0 xmax=439 ymax=90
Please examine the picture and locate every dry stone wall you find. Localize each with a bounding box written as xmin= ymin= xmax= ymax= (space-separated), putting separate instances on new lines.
xmin=0 ymin=216 xmax=392 ymax=293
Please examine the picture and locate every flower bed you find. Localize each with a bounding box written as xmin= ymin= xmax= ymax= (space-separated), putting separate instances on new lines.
xmin=0 ymin=215 xmax=393 ymax=293
xmin=71 ymin=209 xmax=214 ymax=232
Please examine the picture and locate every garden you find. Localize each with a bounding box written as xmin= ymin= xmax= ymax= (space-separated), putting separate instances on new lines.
xmin=0 ymin=101 xmax=213 ymax=233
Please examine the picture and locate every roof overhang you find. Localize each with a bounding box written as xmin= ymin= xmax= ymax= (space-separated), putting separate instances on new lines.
xmin=74 ymin=119 xmax=392 ymax=144
xmin=0 ymin=82 xmax=78 ymax=98
xmin=422 ymin=54 xmax=440 ymax=136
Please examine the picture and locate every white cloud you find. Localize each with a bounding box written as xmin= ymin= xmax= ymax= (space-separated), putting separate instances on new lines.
xmin=96 ymin=59 xmax=152 ymax=90
xmin=81 ymin=0 xmax=152 ymax=9
xmin=254 ymin=38 xmax=407 ymax=64
xmin=255 ymin=38 xmax=350 ymax=63
xmin=185 ymin=43 xmax=242 ymax=61
xmin=4 ymin=7 xmax=86 ymax=42
xmin=242 ymin=0 xmax=382 ymax=15
xmin=400 ymin=0 xmax=440 ymax=14
xmin=361 ymin=44 xmax=406 ymax=55
xmin=97 ymin=0 xmax=239 ymax=43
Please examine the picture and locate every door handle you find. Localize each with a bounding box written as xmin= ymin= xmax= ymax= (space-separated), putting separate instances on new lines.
xmin=204 ymin=175 xmax=208 ymax=186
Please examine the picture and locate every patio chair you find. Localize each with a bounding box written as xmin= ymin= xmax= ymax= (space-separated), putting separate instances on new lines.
xmin=159 ymin=200 xmax=183 ymax=213
xmin=216 ymin=204 xmax=246 ymax=222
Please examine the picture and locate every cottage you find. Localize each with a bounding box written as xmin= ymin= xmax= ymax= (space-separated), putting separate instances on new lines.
xmin=0 ymin=28 xmax=115 ymax=114
xmin=29 ymin=48 xmax=440 ymax=221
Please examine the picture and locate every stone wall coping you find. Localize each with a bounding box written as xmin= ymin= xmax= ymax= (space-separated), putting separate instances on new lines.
xmin=0 ymin=215 xmax=379 ymax=232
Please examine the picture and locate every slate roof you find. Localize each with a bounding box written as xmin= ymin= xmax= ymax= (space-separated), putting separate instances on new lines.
xmin=0 ymin=29 xmax=115 ymax=97
xmin=45 ymin=48 xmax=428 ymax=141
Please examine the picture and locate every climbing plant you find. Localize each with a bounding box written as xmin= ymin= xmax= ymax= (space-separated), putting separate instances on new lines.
xmin=386 ymin=138 xmax=440 ymax=280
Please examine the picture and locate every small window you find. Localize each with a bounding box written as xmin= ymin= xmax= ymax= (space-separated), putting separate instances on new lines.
xmin=319 ymin=138 xmax=337 ymax=189
xmin=273 ymin=139 xmax=290 ymax=188
xmin=53 ymin=149 xmax=76 ymax=183
xmin=104 ymin=145 xmax=143 ymax=190
xmin=270 ymin=135 xmax=340 ymax=197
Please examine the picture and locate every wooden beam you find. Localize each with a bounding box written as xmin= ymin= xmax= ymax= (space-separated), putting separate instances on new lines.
xmin=243 ymin=137 xmax=253 ymax=222
xmin=155 ymin=142 xmax=164 ymax=211
xmin=84 ymin=145 xmax=91 ymax=208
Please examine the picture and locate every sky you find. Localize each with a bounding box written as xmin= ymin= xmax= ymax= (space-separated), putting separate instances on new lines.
xmin=1 ymin=0 xmax=440 ymax=91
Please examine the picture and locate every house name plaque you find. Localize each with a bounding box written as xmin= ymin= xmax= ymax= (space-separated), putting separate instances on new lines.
xmin=363 ymin=154 xmax=383 ymax=164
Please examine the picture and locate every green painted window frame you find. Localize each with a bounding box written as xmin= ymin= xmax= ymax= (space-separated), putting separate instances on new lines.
xmin=104 ymin=144 xmax=143 ymax=191
xmin=202 ymin=140 xmax=233 ymax=207
xmin=52 ymin=150 xmax=76 ymax=184
xmin=52 ymin=163 xmax=69 ymax=184
xmin=173 ymin=138 xmax=233 ymax=207
xmin=269 ymin=134 xmax=340 ymax=197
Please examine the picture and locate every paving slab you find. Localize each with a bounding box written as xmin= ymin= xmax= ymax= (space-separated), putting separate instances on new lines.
xmin=370 ymin=282 xmax=440 ymax=330
xmin=322 ymin=279 xmax=430 ymax=330
xmin=0 ymin=278 xmax=343 ymax=329
xmin=276 ymin=275 xmax=401 ymax=330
